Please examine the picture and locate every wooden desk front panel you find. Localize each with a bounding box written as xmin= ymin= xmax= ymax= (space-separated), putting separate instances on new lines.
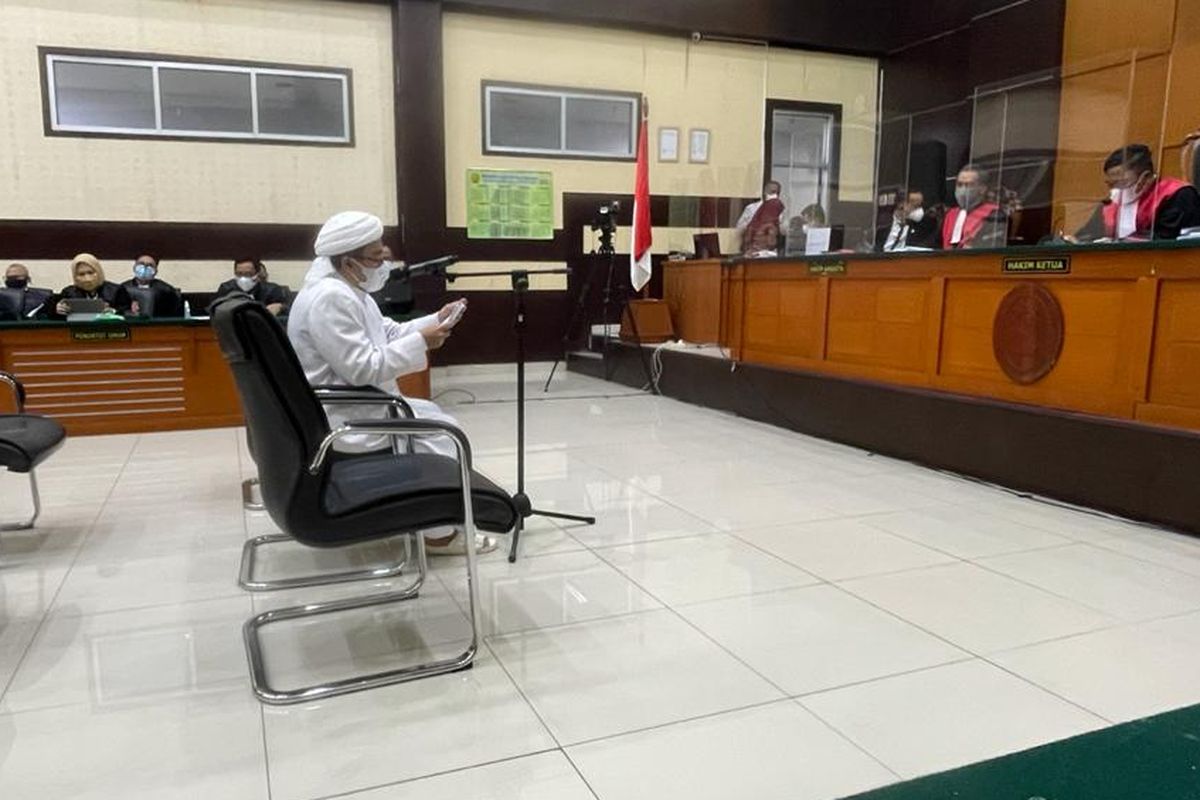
xmin=697 ymin=248 xmax=1200 ymax=432
xmin=0 ymin=325 xmax=242 ymax=436
xmin=663 ymin=261 xmax=723 ymax=344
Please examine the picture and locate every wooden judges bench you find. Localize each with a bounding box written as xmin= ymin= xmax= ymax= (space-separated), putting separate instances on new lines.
xmin=664 ymin=243 xmax=1200 ymax=433
xmin=0 ymin=318 xmax=431 ymax=436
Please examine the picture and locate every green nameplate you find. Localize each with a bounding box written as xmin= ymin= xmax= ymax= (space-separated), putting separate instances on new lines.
xmin=1003 ymin=256 xmax=1070 ymax=274
xmin=808 ymin=261 xmax=847 ymax=276
xmin=71 ymin=325 xmax=131 ymax=341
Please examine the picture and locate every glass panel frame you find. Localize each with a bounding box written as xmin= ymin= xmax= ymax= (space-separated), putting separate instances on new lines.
xmin=482 ymin=82 xmax=640 ymax=161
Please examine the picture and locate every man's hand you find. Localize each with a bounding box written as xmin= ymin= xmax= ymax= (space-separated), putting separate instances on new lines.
xmin=437 ymin=298 xmax=467 ymax=323
xmin=130 ymin=300 xmax=141 ymax=315
xmin=55 ymin=300 xmax=69 ymax=315
xmin=421 ymin=324 xmax=451 ymax=350
xmin=265 ymin=303 xmax=284 ymax=316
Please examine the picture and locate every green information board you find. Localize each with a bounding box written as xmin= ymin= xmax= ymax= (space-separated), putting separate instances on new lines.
xmin=466 ymin=169 xmax=554 ymax=240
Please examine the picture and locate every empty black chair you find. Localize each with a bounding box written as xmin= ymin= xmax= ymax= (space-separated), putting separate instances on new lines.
xmin=0 ymin=289 xmax=22 ymax=321
xmin=0 ymin=372 xmax=66 ymax=529
xmin=211 ymin=296 xmax=516 ymax=704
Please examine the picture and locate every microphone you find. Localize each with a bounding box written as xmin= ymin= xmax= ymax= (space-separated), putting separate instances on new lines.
xmin=389 ymin=255 xmax=459 ymax=281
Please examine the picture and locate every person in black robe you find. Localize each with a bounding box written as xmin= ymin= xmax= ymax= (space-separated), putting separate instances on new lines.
xmin=120 ymin=253 xmax=184 ymax=317
xmin=2 ymin=263 xmax=53 ymax=319
xmin=51 ymin=254 xmax=132 ymax=317
xmin=214 ymin=258 xmax=290 ymax=315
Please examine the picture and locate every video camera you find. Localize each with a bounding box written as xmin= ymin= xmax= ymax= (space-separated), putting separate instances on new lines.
xmin=590 ymin=200 xmax=621 ymax=255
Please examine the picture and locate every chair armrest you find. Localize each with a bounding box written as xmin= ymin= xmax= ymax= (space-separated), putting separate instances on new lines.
xmin=0 ymin=371 xmax=25 ymax=412
xmin=313 ymin=387 xmax=414 ymax=418
xmin=309 ymin=418 xmax=473 ymax=475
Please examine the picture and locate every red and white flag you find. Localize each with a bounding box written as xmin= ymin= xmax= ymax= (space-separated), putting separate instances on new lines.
xmin=630 ymin=99 xmax=652 ymax=292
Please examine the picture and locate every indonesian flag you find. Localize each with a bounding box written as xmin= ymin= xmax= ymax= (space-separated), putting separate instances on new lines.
xmin=630 ymin=99 xmax=652 ymax=292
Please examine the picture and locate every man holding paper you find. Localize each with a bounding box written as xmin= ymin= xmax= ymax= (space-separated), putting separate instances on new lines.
xmin=288 ymin=210 xmax=489 ymax=554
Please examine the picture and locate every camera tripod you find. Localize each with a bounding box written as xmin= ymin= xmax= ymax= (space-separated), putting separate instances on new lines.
xmin=544 ymin=209 xmax=658 ymax=394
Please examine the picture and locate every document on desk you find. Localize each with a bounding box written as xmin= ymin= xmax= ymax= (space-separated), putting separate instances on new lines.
xmin=805 ymin=227 xmax=832 ymax=255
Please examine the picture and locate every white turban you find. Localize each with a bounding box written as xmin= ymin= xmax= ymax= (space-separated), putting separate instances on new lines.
xmin=314 ymin=211 xmax=384 ymax=257
xmin=305 ymin=211 xmax=384 ymax=287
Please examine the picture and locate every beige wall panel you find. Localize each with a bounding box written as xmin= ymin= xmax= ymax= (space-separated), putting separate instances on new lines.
xmin=442 ymin=13 xmax=878 ymax=230
xmin=0 ymin=0 xmax=396 ymax=224
xmin=1062 ymin=0 xmax=1176 ymax=68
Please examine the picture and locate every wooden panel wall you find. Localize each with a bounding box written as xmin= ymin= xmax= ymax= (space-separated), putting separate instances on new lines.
xmin=690 ymin=248 xmax=1200 ymax=433
xmin=1054 ymin=0 xmax=1200 ymax=232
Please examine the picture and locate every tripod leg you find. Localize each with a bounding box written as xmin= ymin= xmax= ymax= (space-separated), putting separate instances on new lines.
xmin=542 ymin=359 xmax=559 ymax=392
xmin=508 ymin=515 xmax=522 ymax=563
xmin=622 ymin=292 xmax=660 ymax=395
xmin=529 ymin=507 xmax=596 ymax=525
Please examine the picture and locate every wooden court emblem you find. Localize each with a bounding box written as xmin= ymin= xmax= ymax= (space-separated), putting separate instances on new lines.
xmin=992 ymin=283 xmax=1064 ymax=384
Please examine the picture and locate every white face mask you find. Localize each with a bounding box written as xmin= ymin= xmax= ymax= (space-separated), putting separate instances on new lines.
xmin=907 ymin=207 xmax=925 ymax=223
xmin=235 ymin=276 xmax=257 ymax=292
xmin=1110 ymin=187 xmax=1139 ymax=206
xmin=355 ymin=261 xmax=390 ymax=293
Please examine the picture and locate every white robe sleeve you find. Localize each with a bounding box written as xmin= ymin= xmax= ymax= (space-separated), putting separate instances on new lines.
xmin=382 ymin=312 xmax=439 ymax=343
xmin=310 ymin=290 xmax=428 ymax=387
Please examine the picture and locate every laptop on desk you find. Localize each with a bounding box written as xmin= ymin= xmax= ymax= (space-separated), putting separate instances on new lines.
xmin=64 ymin=298 xmax=108 ymax=322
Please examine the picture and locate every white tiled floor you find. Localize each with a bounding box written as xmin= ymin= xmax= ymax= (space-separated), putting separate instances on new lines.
xmin=3 ymin=362 xmax=1200 ymax=799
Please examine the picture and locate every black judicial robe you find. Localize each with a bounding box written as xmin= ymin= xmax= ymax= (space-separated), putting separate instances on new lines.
xmin=120 ymin=278 xmax=184 ymax=318
xmin=1076 ymin=184 xmax=1200 ymax=241
xmin=214 ymin=278 xmax=291 ymax=311
xmin=51 ymin=281 xmax=133 ymax=317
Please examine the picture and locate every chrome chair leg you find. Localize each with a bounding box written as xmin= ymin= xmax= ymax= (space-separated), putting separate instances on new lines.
xmin=242 ymin=532 xmax=479 ymax=705
xmin=0 ymin=469 xmax=42 ymax=531
xmin=241 ymin=477 xmax=264 ymax=511
xmin=238 ymin=532 xmax=416 ymax=592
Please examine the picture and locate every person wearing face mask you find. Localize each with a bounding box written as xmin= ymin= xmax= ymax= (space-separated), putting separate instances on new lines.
xmin=941 ymin=165 xmax=1008 ymax=250
xmin=880 ymin=191 xmax=941 ymax=252
xmin=52 ymin=254 xmax=132 ymax=317
xmin=120 ymin=253 xmax=183 ymax=318
xmin=215 ymin=258 xmax=290 ymax=315
xmin=287 ymin=211 xmax=487 ymax=555
xmin=1 ymin=263 xmax=53 ymax=319
xmin=1073 ymin=144 xmax=1200 ymax=242
xmin=736 ymin=180 xmax=785 ymax=248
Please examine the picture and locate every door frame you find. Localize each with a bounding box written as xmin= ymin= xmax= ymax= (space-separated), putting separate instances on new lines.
xmin=763 ymin=99 xmax=844 ymax=209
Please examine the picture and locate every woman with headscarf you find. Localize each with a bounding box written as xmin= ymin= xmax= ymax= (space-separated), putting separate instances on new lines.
xmin=52 ymin=254 xmax=132 ymax=317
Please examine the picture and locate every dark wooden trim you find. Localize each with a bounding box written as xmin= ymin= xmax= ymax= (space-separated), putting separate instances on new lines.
xmin=480 ymin=80 xmax=641 ymax=162
xmin=37 ymin=46 xmax=355 ymax=147
xmin=0 ymin=220 xmax=398 ymax=261
xmin=764 ymin=99 xmax=845 ymax=205
xmin=576 ymin=340 xmax=1200 ymax=535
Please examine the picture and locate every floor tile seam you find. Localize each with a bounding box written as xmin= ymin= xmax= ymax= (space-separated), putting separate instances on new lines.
xmin=478 ymin=638 xmax=568 ymax=750
xmin=983 ymin=603 xmax=1200 ymax=658
xmin=0 ymin=674 xmax=253 ymax=719
xmin=580 ymin=548 xmax=801 ymax=700
xmin=963 ymin=550 xmax=1165 ymax=621
xmin=478 ymin=604 xmax=670 ymax=643
xmin=782 ymin=695 xmax=905 ymax=782
xmin=556 ymin=696 xmax=794 ymax=750
xmin=786 ymin=655 xmax=980 ymax=703
xmin=303 ymin=747 xmax=568 ymax=800
xmin=49 ymin=588 xmax=252 ymax=619
xmin=34 ymin=592 xmax=254 ymax=626
xmin=846 ymin=513 xmax=1081 ymax=562
xmin=0 ymin=435 xmax=141 ymax=703
xmin=557 ymin=749 xmax=605 ymax=800
xmin=724 ymin=529 xmax=971 ymax=584
xmin=972 ymin=654 xmax=1118 ymax=727
xmin=794 ymin=699 xmax=911 ymax=778
xmin=821 ymin=580 xmax=985 ymax=660
xmin=1082 ymin=536 xmax=1200 ymax=582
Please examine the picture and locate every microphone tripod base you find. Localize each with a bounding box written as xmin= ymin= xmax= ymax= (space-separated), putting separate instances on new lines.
xmin=508 ymin=492 xmax=597 ymax=563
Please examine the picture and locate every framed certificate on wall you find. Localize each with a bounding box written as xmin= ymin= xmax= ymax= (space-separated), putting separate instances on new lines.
xmin=688 ymin=128 xmax=710 ymax=163
xmin=658 ymin=127 xmax=679 ymax=162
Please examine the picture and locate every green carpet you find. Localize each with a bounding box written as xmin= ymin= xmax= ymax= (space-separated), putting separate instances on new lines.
xmin=842 ymin=703 xmax=1200 ymax=799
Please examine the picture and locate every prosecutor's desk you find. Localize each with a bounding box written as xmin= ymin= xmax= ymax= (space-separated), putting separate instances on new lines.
xmin=0 ymin=317 xmax=431 ymax=435
xmin=664 ymin=240 xmax=1200 ymax=433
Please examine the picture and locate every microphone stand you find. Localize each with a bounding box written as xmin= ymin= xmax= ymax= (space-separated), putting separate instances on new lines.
xmin=446 ymin=267 xmax=596 ymax=562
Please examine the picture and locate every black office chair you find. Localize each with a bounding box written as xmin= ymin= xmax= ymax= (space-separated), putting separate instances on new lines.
xmin=0 ymin=289 xmax=23 ymax=321
xmin=0 ymin=372 xmax=66 ymax=530
xmin=211 ymin=296 xmax=516 ymax=704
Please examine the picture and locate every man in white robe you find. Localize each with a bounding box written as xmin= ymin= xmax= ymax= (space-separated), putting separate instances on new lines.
xmin=287 ymin=210 xmax=495 ymax=554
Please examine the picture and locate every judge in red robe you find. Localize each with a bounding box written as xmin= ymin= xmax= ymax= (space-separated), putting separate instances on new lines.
xmin=1076 ymin=144 xmax=1200 ymax=241
xmin=941 ymin=164 xmax=1008 ymax=249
